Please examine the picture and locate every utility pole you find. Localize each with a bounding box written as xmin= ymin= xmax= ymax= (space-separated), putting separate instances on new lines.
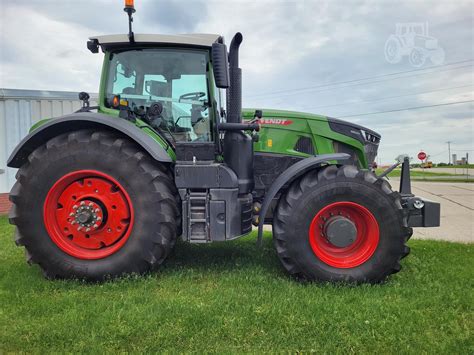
xmin=447 ymin=141 xmax=452 ymax=165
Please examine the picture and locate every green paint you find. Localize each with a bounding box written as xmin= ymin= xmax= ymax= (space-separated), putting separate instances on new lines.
xmin=243 ymin=108 xmax=369 ymax=168
xmin=29 ymin=119 xmax=50 ymax=133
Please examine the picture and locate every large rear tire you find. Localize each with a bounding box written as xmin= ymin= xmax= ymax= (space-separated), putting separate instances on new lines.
xmin=9 ymin=130 xmax=179 ymax=281
xmin=273 ymin=165 xmax=410 ymax=283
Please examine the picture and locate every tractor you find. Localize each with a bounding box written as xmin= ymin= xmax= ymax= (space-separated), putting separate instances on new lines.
xmin=7 ymin=1 xmax=440 ymax=283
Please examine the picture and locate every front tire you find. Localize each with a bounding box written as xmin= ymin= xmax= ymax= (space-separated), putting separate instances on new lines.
xmin=273 ymin=165 xmax=410 ymax=283
xmin=9 ymin=130 xmax=179 ymax=281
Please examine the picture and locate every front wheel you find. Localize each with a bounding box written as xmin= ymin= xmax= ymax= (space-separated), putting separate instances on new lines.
xmin=273 ymin=165 xmax=410 ymax=283
xmin=9 ymin=130 xmax=179 ymax=281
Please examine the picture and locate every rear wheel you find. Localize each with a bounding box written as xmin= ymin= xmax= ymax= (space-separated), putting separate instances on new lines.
xmin=273 ymin=165 xmax=410 ymax=283
xmin=9 ymin=130 xmax=179 ymax=281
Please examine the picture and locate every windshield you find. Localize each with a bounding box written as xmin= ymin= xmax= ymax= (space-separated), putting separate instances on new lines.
xmin=105 ymin=49 xmax=212 ymax=142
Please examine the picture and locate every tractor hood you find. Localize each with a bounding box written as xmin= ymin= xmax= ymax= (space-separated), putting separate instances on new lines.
xmin=326 ymin=117 xmax=381 ymax=146
xmin=242 ymin=108 xmax=381 ymax=145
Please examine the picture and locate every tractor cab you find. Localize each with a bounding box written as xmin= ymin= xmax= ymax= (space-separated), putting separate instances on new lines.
xmin=89 ymin=34 xmax=227 ymax=148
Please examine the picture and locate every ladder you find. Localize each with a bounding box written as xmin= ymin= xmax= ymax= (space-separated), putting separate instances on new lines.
xmin=187 ymin=191 xmax=210 ymax=242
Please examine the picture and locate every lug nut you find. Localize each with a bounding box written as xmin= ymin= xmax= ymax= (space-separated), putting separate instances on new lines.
xmin=69 ymin=213 xmax=74 ymax=217
xmin=97 ymin=217 xmax=102 ymax=221
xmin=86 ymin=228 xmax=90 ymax=232
xmin=93 ymin=224 xmax=98 ymax=229
xmin=89 ymin=203 xmax=93 ymax=207
xmin=73 ymin=205 xmax=78 ymax=210
xmin=80 ymin=201 xmax=85 ymax=206
xmin=77 ymin=226 xmax=82 ymax=231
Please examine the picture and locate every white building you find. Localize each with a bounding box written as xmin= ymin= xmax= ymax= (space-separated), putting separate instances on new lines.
xmin=0 ymin=89 xmax=97 ymax=211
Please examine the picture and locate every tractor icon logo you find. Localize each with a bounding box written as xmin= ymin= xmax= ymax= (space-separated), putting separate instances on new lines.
xmin=384 ymin=23 xmax=445 ymax=67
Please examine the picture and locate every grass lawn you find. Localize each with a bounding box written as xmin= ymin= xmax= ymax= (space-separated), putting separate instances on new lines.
xmin=441 ymin=164 xmax=474 ymax=169
xmin=376 ymin=168 xmax=454 ymax=178
xmin=375 ymin=168 xmax=473 ymax=182
xmin=0 ymin=216 xmax=473 ymax=353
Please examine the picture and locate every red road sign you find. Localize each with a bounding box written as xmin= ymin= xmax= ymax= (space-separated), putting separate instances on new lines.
xmin=418 ymin=151 xmax=427 ymax=161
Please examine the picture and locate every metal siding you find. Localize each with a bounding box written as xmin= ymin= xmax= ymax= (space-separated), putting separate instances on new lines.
xmin=0 ymin=89 xmax=98 ymax=193
xmin=0 ymin=101 xmax=6 ymax=193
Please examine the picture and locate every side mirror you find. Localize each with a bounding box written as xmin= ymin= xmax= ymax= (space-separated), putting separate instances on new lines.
xmin=211 ymin=42 xmax=230 ymax=88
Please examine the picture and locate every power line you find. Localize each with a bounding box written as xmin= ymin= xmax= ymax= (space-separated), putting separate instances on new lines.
xmin=249 ymin=59 xmax=474 ymax=99
xmin=335 ymin=100 xmax=474 ymax=118
xmin=302 ymin=84 xmax=473 ymax=111
xmin=248 ymin=64 xmax=474 ymax=102
xmin=428 ymin=150 xmax=448 ymax=157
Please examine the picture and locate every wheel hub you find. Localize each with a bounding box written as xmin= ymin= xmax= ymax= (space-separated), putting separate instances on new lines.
xmin=43 ymin=170 xmax=134 ymax=260
xmin=70 ymin=200 xmax=103 ymax=232
xmin=309 ymin=201 xmax=380 ymax=268
xmin=324 ymin=216 xmax=357 ymax=247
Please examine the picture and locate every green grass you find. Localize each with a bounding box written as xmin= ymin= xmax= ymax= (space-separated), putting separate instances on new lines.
xmin=375 ymin=168 xmax=473 ymax=182
xmin=376 ymin=168 xmax=454 ymax=177
xmin=440 ymin=164 xmax=474 ymax=169
xmin=0 ymin=216 xmax=473 ymax=353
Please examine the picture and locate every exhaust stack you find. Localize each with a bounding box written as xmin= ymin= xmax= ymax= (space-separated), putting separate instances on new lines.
xmin=223 ymin=33 xmax=254 ymax=194
xmin=226 ymin=33 xmax=243 ymax=123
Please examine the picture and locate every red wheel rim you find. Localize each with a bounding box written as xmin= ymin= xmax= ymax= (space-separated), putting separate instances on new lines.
xmin=308 ymin=201 xmax=379 ymax=268
xmin=43 ymin=170 xmax=134 ymax=260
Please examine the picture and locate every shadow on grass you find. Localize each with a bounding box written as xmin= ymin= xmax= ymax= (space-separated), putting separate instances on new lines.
xmin=162 ymin=233 xmax=286 ymax=278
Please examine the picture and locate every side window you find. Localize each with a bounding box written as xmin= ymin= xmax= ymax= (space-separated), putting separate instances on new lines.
xmin=113 ymin=63 xmax=136 ymax=94
xmin=172 ymin=74 xmax=209 ymax=132
xmin=105 ymin=49 xmax=212 ymax=142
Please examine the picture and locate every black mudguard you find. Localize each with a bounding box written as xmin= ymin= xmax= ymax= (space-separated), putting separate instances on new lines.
xmin=256 ymin=153 xmax=351 ymax=245
xmin=7 ymin=112 xmax=173 ymax=168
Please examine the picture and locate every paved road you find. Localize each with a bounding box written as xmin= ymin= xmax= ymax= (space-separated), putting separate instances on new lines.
xmin=397 ymin=179 xmax=474 ymax=243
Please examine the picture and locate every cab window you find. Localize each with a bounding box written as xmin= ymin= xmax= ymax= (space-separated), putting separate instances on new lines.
xmin=105 ymin=49 xmax=212 ymax=142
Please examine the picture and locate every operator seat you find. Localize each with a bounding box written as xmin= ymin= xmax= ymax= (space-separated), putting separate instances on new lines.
xmin=122 ymin=87 xmax=136 ymax=94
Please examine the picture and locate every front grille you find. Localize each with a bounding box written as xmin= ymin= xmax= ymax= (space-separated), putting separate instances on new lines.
xmin=294 ymin=136 xmax=315 ymax=155
xmin=364 ymin=143 xmax=379 ymax=165
xmin=333 ymin=142 xmax=359 ymax=163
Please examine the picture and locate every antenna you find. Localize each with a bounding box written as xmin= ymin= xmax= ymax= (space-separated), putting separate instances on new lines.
xmin=124 ymin=0 xmax=136 ymax=43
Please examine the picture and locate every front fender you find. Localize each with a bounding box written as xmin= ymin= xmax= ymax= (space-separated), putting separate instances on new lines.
xmin=256 ymin=153 xmax=351 ymax=245
xmin=7 ymin=112 xmax=173 ymax=168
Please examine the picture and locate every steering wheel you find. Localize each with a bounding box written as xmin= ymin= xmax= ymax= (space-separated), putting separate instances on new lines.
xmin=179 ymin=92 xmax=206 ymax=101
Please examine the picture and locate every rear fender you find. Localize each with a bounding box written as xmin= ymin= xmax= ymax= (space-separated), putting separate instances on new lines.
xmin=7 ymin=112 xmax=173 ymax=168
xmin=256 ymin=153 xmax=351 ymax=245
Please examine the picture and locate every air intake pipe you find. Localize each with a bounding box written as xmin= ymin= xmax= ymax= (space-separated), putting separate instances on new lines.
xmin=223 ymin=32 xmax=254 ymax=193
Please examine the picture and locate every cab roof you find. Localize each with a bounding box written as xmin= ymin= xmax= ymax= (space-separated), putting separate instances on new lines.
xmin=89 ymin=33 xmax=221 ymax=49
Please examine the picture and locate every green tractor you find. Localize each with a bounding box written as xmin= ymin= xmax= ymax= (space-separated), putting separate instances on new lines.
xmin=7 ymin=1 xmax=439 ymax=283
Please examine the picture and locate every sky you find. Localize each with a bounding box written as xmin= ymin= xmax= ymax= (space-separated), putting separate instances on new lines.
xmin=0 ymin=0 xmax=473 ymax=164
